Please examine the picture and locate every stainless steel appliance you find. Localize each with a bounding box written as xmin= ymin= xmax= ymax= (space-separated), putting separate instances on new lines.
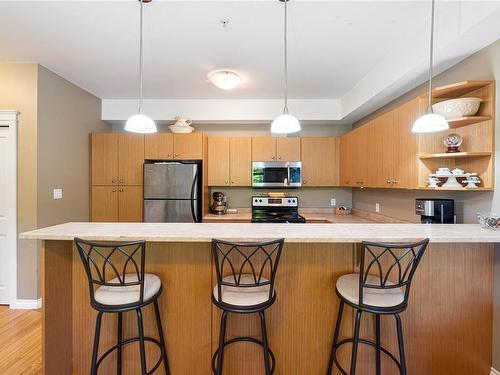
xmin=415 ymin=198 xmax=455 ymax=224
xmin=252 ymin=161 xmax=301 ymax=188
xmin=144 ymin=161 xmax=202 ymax=223
xmin=210 ymin=192 xmax=227 ymax=215
xmin=251 ymin=196 xmax=305 ymax=223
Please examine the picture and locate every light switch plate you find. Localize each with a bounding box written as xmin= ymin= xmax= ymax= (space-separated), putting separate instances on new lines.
xmin=375 ymin=203 xmax=380 ymax=213
xmin=331 ymin=198 xmax=336 ymax=206
xmin=53 ymin=188 xmax=63 ymax=200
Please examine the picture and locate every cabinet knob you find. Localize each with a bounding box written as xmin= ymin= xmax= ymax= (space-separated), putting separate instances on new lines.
xmin=119 ymin=179 xmax=124 ymax=184
xmin=112 ymin=179 xmax=117 ymax=184
xmin=391 ymin=180 xmax=398 ymax=184
xmin=175 ymin=154 xmax=179 ymax=157
xmin=119 ymin=188 xmax=124 ymax=192
xmin=386 ymin=180 xmax=391 ymax=184
xmin=225 ymin=180 xmax=228 ymax=185
xmin=278 ymin=156 xmax=282 ymax=160
xmin=167 ymin=154 xmax=171 ymax=157
xmin=112 ymin=189 xmax=117 ymax=192
xmin=303 ymin=180 xmax=307 ymax=185
xmin=272 ymin=156 xmax=276 ymax=160
xmin=231 ymin=181 xmax=235 ymax=185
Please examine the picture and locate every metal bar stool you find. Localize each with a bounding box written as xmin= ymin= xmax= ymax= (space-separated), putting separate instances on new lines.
xmin=326 ymin=239 xmax=429 ymax=375
xmin=211 ymin=238 xmax=285 ymax=375
xmin=75 ymin=238 xmax=171 ymax=375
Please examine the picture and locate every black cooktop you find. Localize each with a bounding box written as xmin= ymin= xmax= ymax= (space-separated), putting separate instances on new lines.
xmin=251 ymin=211 xmax=306 ymax=224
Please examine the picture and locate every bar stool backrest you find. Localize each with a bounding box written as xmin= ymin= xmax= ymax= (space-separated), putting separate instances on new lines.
xmin=211 ymin=238 xmax=285 ymax=304
xmin=359 ymin=238 xmax=429 ymax=309
xmin=74 ymin=237 xmax=147 ymax=307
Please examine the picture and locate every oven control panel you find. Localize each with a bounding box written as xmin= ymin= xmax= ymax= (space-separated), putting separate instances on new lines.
xmin=252 ymin=196 xmax=298 ymax=207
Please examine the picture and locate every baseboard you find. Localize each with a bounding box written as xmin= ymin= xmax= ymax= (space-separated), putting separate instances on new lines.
xmin=491 ymin=368 xmax=500 ymax=375
xmin=10 ymin=298 xmax=42 ymax=310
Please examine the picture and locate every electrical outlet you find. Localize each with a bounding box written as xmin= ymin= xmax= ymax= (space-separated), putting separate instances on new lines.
xmin=53 ymin=188 xmax=63 ymax=200
xmin=375 ymin=203 xmax=380 ymax=213
xmin=331 ymin=198 xmax=336 ymax=207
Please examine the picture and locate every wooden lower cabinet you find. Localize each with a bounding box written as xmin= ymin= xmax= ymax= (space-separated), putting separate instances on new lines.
xmin=118 ymin=186 xmax=143 ymax=222
xmin=91 ymin=186 xmax=118 ymax=222
xmin=91 ymin=185 xmax=143 ymax=222
xmin=301 ymin=137 xmax=339 ymax=186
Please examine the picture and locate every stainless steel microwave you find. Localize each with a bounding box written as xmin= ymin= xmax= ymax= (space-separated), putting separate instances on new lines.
xmin=252 ymin=161 xmax=302 ymax=188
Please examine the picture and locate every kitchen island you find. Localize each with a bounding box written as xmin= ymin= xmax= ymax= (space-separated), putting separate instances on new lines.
xmin=21 ymin=222 xmax=498 ymax=375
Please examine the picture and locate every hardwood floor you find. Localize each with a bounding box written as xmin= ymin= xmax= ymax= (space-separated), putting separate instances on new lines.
xmin=0 ymin=306 xmax=41 ymax=375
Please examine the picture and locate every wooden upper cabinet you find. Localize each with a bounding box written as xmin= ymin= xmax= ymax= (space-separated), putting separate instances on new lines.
xmin=118 ymin=134 xmax=144 ymax=185
xmin=144 ymin=133 xmax=174 ymax=160
xmin=301 ymin=137 xmax=338 ymax=186
xmin=118 ymin=186 xmax=143 ymax=222
xmin=91 ymin=133 xmax=118 ymax=186
xmin=173 ymin=133 xmax=203 ymax=160
xmin=351 ymin=127 xmax=369 ymax=186
xmin=207 ymin=137 xmax=230 ymax=186
xmin=91 ymin=186 xmax=118 ymax=222
xmin=276 ymin=137 xmax=301 ymax=161
xmin=339 ymin=133 xmax=352 ymax=186
xmin=252 ymin=137 xmax=277 ymax=161
xmin=370 ymin=112 xmax=395 ymax=188
xmin=393 ymin=98 xmax=419 ymax=188
xmin=229 ymin=137 xmax=252 ymax=186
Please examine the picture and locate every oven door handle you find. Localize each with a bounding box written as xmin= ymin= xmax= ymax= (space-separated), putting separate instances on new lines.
xmin=286 ymin=167 xmax=290 ymax=186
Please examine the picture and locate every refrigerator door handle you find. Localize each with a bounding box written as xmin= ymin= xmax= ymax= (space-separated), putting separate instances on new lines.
xmin=190 ymin=168 xmax=199 ymax=222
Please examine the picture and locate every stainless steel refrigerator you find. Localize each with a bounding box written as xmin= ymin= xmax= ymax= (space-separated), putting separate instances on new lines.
xmin=144 ymin=161 xmax=202 ymax=223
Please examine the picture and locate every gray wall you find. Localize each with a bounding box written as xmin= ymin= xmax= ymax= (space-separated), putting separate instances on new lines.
xmin=35 ymin=66 xmax=109 ymax=298
xmin=352 ymin=39 xmax=500 ymax=369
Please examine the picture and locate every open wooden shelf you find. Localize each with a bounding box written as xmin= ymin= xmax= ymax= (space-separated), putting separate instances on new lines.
xmin=431 ymin=80 xmax=491 ymax=98
xmin=419 ymin=151 xmax=492 ymax=159
xmin=447 ymin=115 xmax=491 ymax=128
xmin=417 ymin=187 xmax=493 ymax=191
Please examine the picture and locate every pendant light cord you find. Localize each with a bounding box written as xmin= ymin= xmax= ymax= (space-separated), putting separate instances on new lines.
xmin=283 ymin=0 xmax=289 ymax=115
xmin=139 ymin=0 xmax=144 ymax=114
xmin=427 ymin=0 xmax=435 ymax=112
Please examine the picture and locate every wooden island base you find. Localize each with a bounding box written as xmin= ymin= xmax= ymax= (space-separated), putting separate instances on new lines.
xmin=42 ymin=240 xmax=492 ymax=375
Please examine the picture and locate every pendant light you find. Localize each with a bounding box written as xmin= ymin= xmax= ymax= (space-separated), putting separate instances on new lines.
xmin=412 ymin=0 xmax=448 ymax=133
xmin=271 ymin=0 xmax=301 ymax=134
xmin=125 ymin=0 xmax=157 ymax=133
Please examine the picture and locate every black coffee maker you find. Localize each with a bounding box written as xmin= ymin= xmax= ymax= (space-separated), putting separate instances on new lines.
xmin=415 ymin=198 xmax=455 ymax=224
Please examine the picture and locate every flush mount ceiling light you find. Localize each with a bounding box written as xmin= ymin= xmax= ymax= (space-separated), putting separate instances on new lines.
xmin=412 ymin=0 xmax=448 ymax=133
xmin=271 ymin=0 xmax=300 ymax=134
xmin=125 ymin=0 xmax=157 ymax=134
xmin=207 ymin=70 xmax=242 ymax=90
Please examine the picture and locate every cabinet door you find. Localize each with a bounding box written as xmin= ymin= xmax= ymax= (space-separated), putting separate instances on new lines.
xmin=252 ymin=137 xmax=277 ymax=161
xmin=351 ymin=127 xmax=369 ymax=187
xmin=369 ymin=112 xmax=394 ymax=188
xmin=118 ymin=186 xmax=143 ymax=222
xmin=276 ymin=137 xmax=301 ymax=161
xmin=118 ymin=134 xmax=145 ymax=185
xmin=230 ymin=137 xmax=252 ymax=186
xmin=207 ymin=137 xmax=230 ymax=186
xmin=339 ymin=133 xmax=352 ymax=186
xmin=173 ymin=133 xmax=203 ymax=160
xmin=91 ymin=186 xmax=118 ymax=222
xmin=301 ymin=137 xmax=338 ymax=186
xmin=145 ymin=133 xmax=174 ymax=160
xmin=393 ymin=99 xmax=419 ymax=188
xmin=91 ymin=133 xmax=118 ymax=186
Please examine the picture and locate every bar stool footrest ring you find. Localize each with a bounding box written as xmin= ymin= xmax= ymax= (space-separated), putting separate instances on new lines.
xmin=96 ymin=336 xmax=164 ymax=375
xmin=331 ymin=337 xmax=403 ymax=375
xmin=212 ymin=336 xmax=276 ymax=374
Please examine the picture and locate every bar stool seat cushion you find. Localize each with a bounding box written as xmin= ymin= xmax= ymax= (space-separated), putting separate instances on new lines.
xmin=94 ymin=273 xmax=161 ymax=306
xmin=213 ymin=274 xmax=273 ymax=307
xmin=336 ymin=273 xmax=404 ymax=308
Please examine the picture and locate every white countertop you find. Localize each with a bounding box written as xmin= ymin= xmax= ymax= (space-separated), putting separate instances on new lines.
xmin=19 ymin=222 xmax=500 ymax=243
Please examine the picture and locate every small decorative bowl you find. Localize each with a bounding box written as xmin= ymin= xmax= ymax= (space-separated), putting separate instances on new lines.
xmin=432 ymin=97 xmax=481 ymax=119
xmin=477 ymin=212 xmax=500 ymax=230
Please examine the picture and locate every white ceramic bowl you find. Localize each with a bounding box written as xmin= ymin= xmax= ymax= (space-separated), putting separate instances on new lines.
xmin=432 ymin=97 xmax=481 ymax=119
xmin=168 ymin=125 xmax=194 ymax=134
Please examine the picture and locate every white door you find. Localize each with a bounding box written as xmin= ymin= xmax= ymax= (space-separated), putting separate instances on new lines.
xmin=0 ymin=111 xmax=18 ymax=305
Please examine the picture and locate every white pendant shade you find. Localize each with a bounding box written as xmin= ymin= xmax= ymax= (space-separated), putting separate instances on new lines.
xmin=125 ymin=113 xmax=157 ymax=134
xmin=411 ymin=112 xmax=449 ymax=133
xmin=271 ymin=113 xmax=301 ymax=134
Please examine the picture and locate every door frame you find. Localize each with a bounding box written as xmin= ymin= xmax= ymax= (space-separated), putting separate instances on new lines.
xmin=0 ymin=110 xmax=18 ymax=306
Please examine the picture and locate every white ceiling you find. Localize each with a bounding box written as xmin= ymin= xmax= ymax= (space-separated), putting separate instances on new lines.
xmin=1 ymin=0 xmax=499 ymax=122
